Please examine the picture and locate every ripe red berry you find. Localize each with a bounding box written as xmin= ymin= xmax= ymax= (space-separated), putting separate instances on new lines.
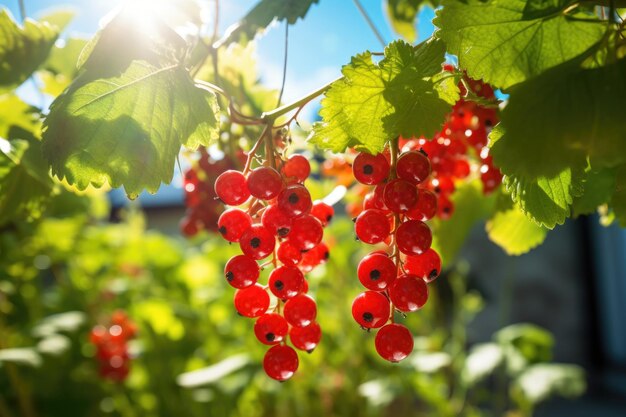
xmin=396 ymin=151 xmax=431 ymax=184
xmin=263 ymin=345 xmax=299 ymax=381
xmin=254 ymin=313 xmax=289 ymax=345
xmin=217 ymin=209 xmax=252 ymax=242
xmin=383 ymin=179 xmax=418 ymax=213
xmin=224 ymin=255 xmax=260 ymax=289
xmin=283 ymin=294 xmax=317 ymax=327
xmin=288 ymin=215 xmax=323 ymax=251
xmin=357 ymin=252 xmax=396 ymax=290
xmin=353 ymin=152 xmax=390 ymax=185
xmin=214 ymin=170 xmax=250 ymax=206
xmin=375 ymin=323 xmax=414 ymax=362
xmin=406 ymin=189 xmax=437 ymax=221
xmin=395 ymin=220 xmax=432 ymax=256
xmin=310 ymin=201 xmax=334 ymax=226
xmin=234 ymin=284 xmax=270 ymax=318
xmin=355 ymin=209 xmax=391 ymax=244
xmin=278 ymin=184 xmax=312 ymax=218
xmin=298 ymin=242 xmax=329 ymax=273
xmin=239 ymin=225 xmax=276 ymax=260
xmin=277 ymin=241 xmax=302 ymax=266
xmin=282 ymin=154 xmax=311 ymax=183
xmin=405 ymin=249 xmax=441 ymax=283
xmin=437 ymin=194 xmax=454 ymax=219
xmin=388 ymin=274 xmax=428 ymax=312
xmin=351 ymin=291 xmax=390 ymax=329
xmin=247 ymin=167 xmax=284 ymax=200
xmin=261 ymin=204 xmax=292 ymax=237
xmin=268 ymin=266 xmax=304 ymax=300
xmin=290 ymin=322 xmax=322 ymax=352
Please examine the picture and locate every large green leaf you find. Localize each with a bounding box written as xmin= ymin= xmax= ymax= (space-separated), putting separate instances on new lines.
xmin=42 ymin=10 xmax=219 ymax=198
xmin=504 ymin=167 xmax=584 ymax=229
xmin=612 ymin=165 xmax=626 ymax=227
xmin=40 ymin=37 xmax=88 ymax=96
xmin=0 ymin=94 xmax=40 ymax=138
xmin=572 ymin=168 xmax=616 ymax=217
xmin=385 ymin=0 xmax=428 ymax=43
xmin=0 ymin=133 xmax=55 ymax=225
xmin=309 ymin=39 xmax=458 ymax=154
xmin=486 ymin=203 xmax=548 ymax=255
xmin=0 ymin=9 xmax=59 ymax=89
xmin=218 ymin=0 xmax=319 ymax=46
xmin=37 ymin=7 xmax=76 ymax=33
xmin=434 ymin=0 xmax=605 ymax=89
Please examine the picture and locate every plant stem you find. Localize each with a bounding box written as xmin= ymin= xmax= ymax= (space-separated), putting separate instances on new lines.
xmin=389 ymin=136 xmax=400 ymax=324
xmin=352 ymin=0 xmax=386 ymax=48
xmin=17 ymin=0 xmax=26 ymax=21
xmin=212 ymin=0 xmax=219 ymax=42
xmin=276 ymin=22 xmax=289 ymax=108
xmin=262 ymin=78 xmax=337 ymax=122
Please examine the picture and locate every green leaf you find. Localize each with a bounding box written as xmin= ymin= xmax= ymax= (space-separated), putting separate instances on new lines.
xmin=310 ymin=38 xmax=457 ymax=154
xmin=0 ymin=133 xmax=55 ymax=226
xmin=0 ymin=9 xmax=59 ymax=89
xmin=490 ymin=57 xmax=626 ymax=180
xmin=513 ymin=364 xmax=586 ymax=404
xmin=434 ymin=0 xmax=605 ymax=89
xmin=37 ymin=7 xmax=76 ymax=33
xmin=385 ymin=0 xmax=426 ymax=43
xmin=0 ymin=94 xmax=40 ymax=138
xmin=611 ymin=165 xmax=626 ymax=227
xmin=0 ymin=348 xmax=42 ymax=367
xmin=572 ymin=168 xmax=616 ymax=217
xmin=486 ymin=200 xmax=548 ymax=255
xmin=504 ymin=167 xmax=584 ymax=229
xmin=177 ymin=354 xmax=250 ymax=387
xmin=431 ymin=180 xmax=498 ymax=265
xmin=42 ymin=10 xmax=219 ymax=198
xmin=463 ymin=343 xmax=504 ymax=385
xmin=40 ymin=37 xmax=88 ymax=96
xmin=218 ymin=0 xmax=319 ymax=46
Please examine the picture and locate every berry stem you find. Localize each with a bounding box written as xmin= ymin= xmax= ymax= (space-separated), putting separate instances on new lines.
xmin=389 ymin=136 xmax=401 ymax=324
xmin=243 ymin=125 xmax=271 ymax=174
xmin=262 ymin=79 xmax=337 ymax=123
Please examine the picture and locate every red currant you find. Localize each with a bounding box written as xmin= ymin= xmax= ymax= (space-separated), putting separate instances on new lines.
xmin=284 ymin=294 xmax=317 ymax=328
xmin=263 ymin=345 xmax=298 ymax=381
xmin=224 ymin=255 xmax=259 ymax=289
xmin=288 ymin=215 xmax=323 ymax=251
xmin=396 ymin=151 xmax=431 ymax=184
xmin=234 ymin=284 xmax=270 ymax=318
xmin=239 ymin=225 xmax=276 ymax=260
xmin=278 ymin=184 xmax=312 ymax=218
xmin=357 ymin=252 xmax=396 ymax=290
xmin=254 ymin=313 xmax=289 ymax=345
xmin=247 ymin=167 xmax=284 ymax=200
xmin=405 ymin=248 xmax=441 ymax=283
xmin=383 ymin=179 xmax=418 ymax=213
xmin=388 ymin=274 xmax=428 ymax=312
xmin=290 ymin=322 xmax=321 ymax=352
xmin=277 ymin=241 xmax=302 ymax=266
xmin=214 ymin=170 xmax=250 ymax=206
xmin=375 ymin=323 xmax=414 ymax=362
xmin=282 ymin=154 xmax=311 ymax=183
xmin=351 ymin=291 xmax=390 ymax=329
xmin=353 ymin=152 xmax=390 ymax=185
xmin=310 ymin=201 xmax=334 ymax=226
xmin=261 ymin=204 xmax=292 ymax=238
xmin=396 ymin=220 xmax=432 ymax=256
xmin=406 ymin=189 xmax=437 ymax=221
xmin=355 ymin=209 xmax=391 ymax=244
xmin=268 ymin=266 xmax=304 ymax=300
xmin=217 ymin=209 xmax=252 ymax=242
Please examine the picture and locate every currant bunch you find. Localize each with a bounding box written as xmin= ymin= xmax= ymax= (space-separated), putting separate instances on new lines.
xmin=399 ymin=66 xmax=502 ymax=219
xmin=215 ymin=152 xmax=331 ymax=381
xmin=89 ymin=310 xmax=137 ymax=382
xmin=180 ymin=148 xmax=243 ymax=237
xmin=351 ymin=143 xmax=442 ymax=362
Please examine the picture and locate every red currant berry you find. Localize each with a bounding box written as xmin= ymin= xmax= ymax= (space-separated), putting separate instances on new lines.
xmin=282 ymin=154 xmax=311 ymax=183
xmin=217 ymin=209 xmax=252 ymax=242
xmin=224 ymin=255 xmax=259 ymax=289
xmin=234 ymin=284 xmax=269 ymax=318
xmin=310 ymin=201 xmax=334 ymax=226
xmin=277 ymin=241 xmax=302 ymax=266
xmin=437 ymin=194 xmax=454 ymax=219
xmin=247 ymin=167 xmax=284 ymax=200
xmin=263 ymin=345 xmax=298 ymax=381
xmin=353 ymin=152 xmax=390 ymax=185
xmin=383 ymin=179 xmax=418 ymax=213
xmin=180 ymin=217 xmax=200 ymax=237
xmin=388 ymin=274 xmax=428 ymax=312
xmin=283 ymin=294 xmax=317 ymax=327
xmin=268 ymin=266 xmax=304 ymax=300
xmin=357 ymin=252 xmax=397 ymax=290
xmin=239 ymin=225 xmax=276 ymax=260
xmin=288 ymin=215 xmax=323 ymax=251
xmin=351 ymin=291 xmax=390 ymax=329
xmin=405 ymin=248 xmax=441 ymax=283
xmin=261 ymin=204 xmax=292 ymax=238
xmin=298 ymin=242 xmax=329 ymax=273
xmin=406 ymin=189 xmax=437 ymax=221
xmin=214 ymin=170 xmax=250 ymax=206
xmin=396 ymin=151 xmax=431 ymax=184
xmin=254 ymin=313 xmax=289 ymax=345
xmin=355 ymin=209 xmax=391 ymax=244
xmin=396 ymin=220 xmax=432 ymax=256
xmin=375 ymin=323 xmax=414 ymax=362
xmin=278 ymin=184 xmax=312 ymax=218
xmin=290 ymin=322 xmax=322 ymax=352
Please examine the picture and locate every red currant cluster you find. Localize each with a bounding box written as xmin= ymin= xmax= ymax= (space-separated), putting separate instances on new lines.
xmin=180 ymin=149 xmax=243 ymax=237
xmin=89 ymin=310 xmax=137 ymax=382
xmin=350 ymin=145 xmax=441 ymax=362
xmin=400 ymin=67 xmax=502 ymax=218
xmin=214 ymin=153 xmax=332 ymax=381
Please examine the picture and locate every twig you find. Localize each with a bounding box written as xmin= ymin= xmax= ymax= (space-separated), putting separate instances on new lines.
xmin=276 ymin=22 xmax=289 ymax=107
xmin=17 ymin=0 xmax=26 ymax=21
xmin=352 ymin=0 xmax=386 ymax=48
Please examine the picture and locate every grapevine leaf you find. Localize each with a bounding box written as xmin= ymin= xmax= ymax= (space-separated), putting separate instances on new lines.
xmin=0 ymin=9 xmax=59 ymax=89
xmin=611 ymin=166 xmax=626 ymax=227
xmin=431 ymin=180 xmax=498 ymax=265
xmin=572 ymin=168 xmax=616 ymax=217
xmin=0 ymin=94 xmax=40 ymax=138
xmin=40 ymin=37 xmax=88 ymax=96
xmin=503 ymin=167 xmax=584 ymax=229
xmin=310 ymin=38 xmax=457 ymax=154
xmin=37 ymin=8 xmax=76 ymax=33
xmin=42 ymin=10 xmax=219 ymax=198
xmin=486 ymin=205 xmax=548 ymax=256
xmin=490 ymin=57 xmax=626 ymax=180
xmin=0 ymin=131 xmax=55 ymax=226
xmin=218 ymin=0 xmax=319 ymax=46
xmin=385 ymin=0 xmax=426 ymax=43
xmin=434 ymin=0 xmax=605 ymax=89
